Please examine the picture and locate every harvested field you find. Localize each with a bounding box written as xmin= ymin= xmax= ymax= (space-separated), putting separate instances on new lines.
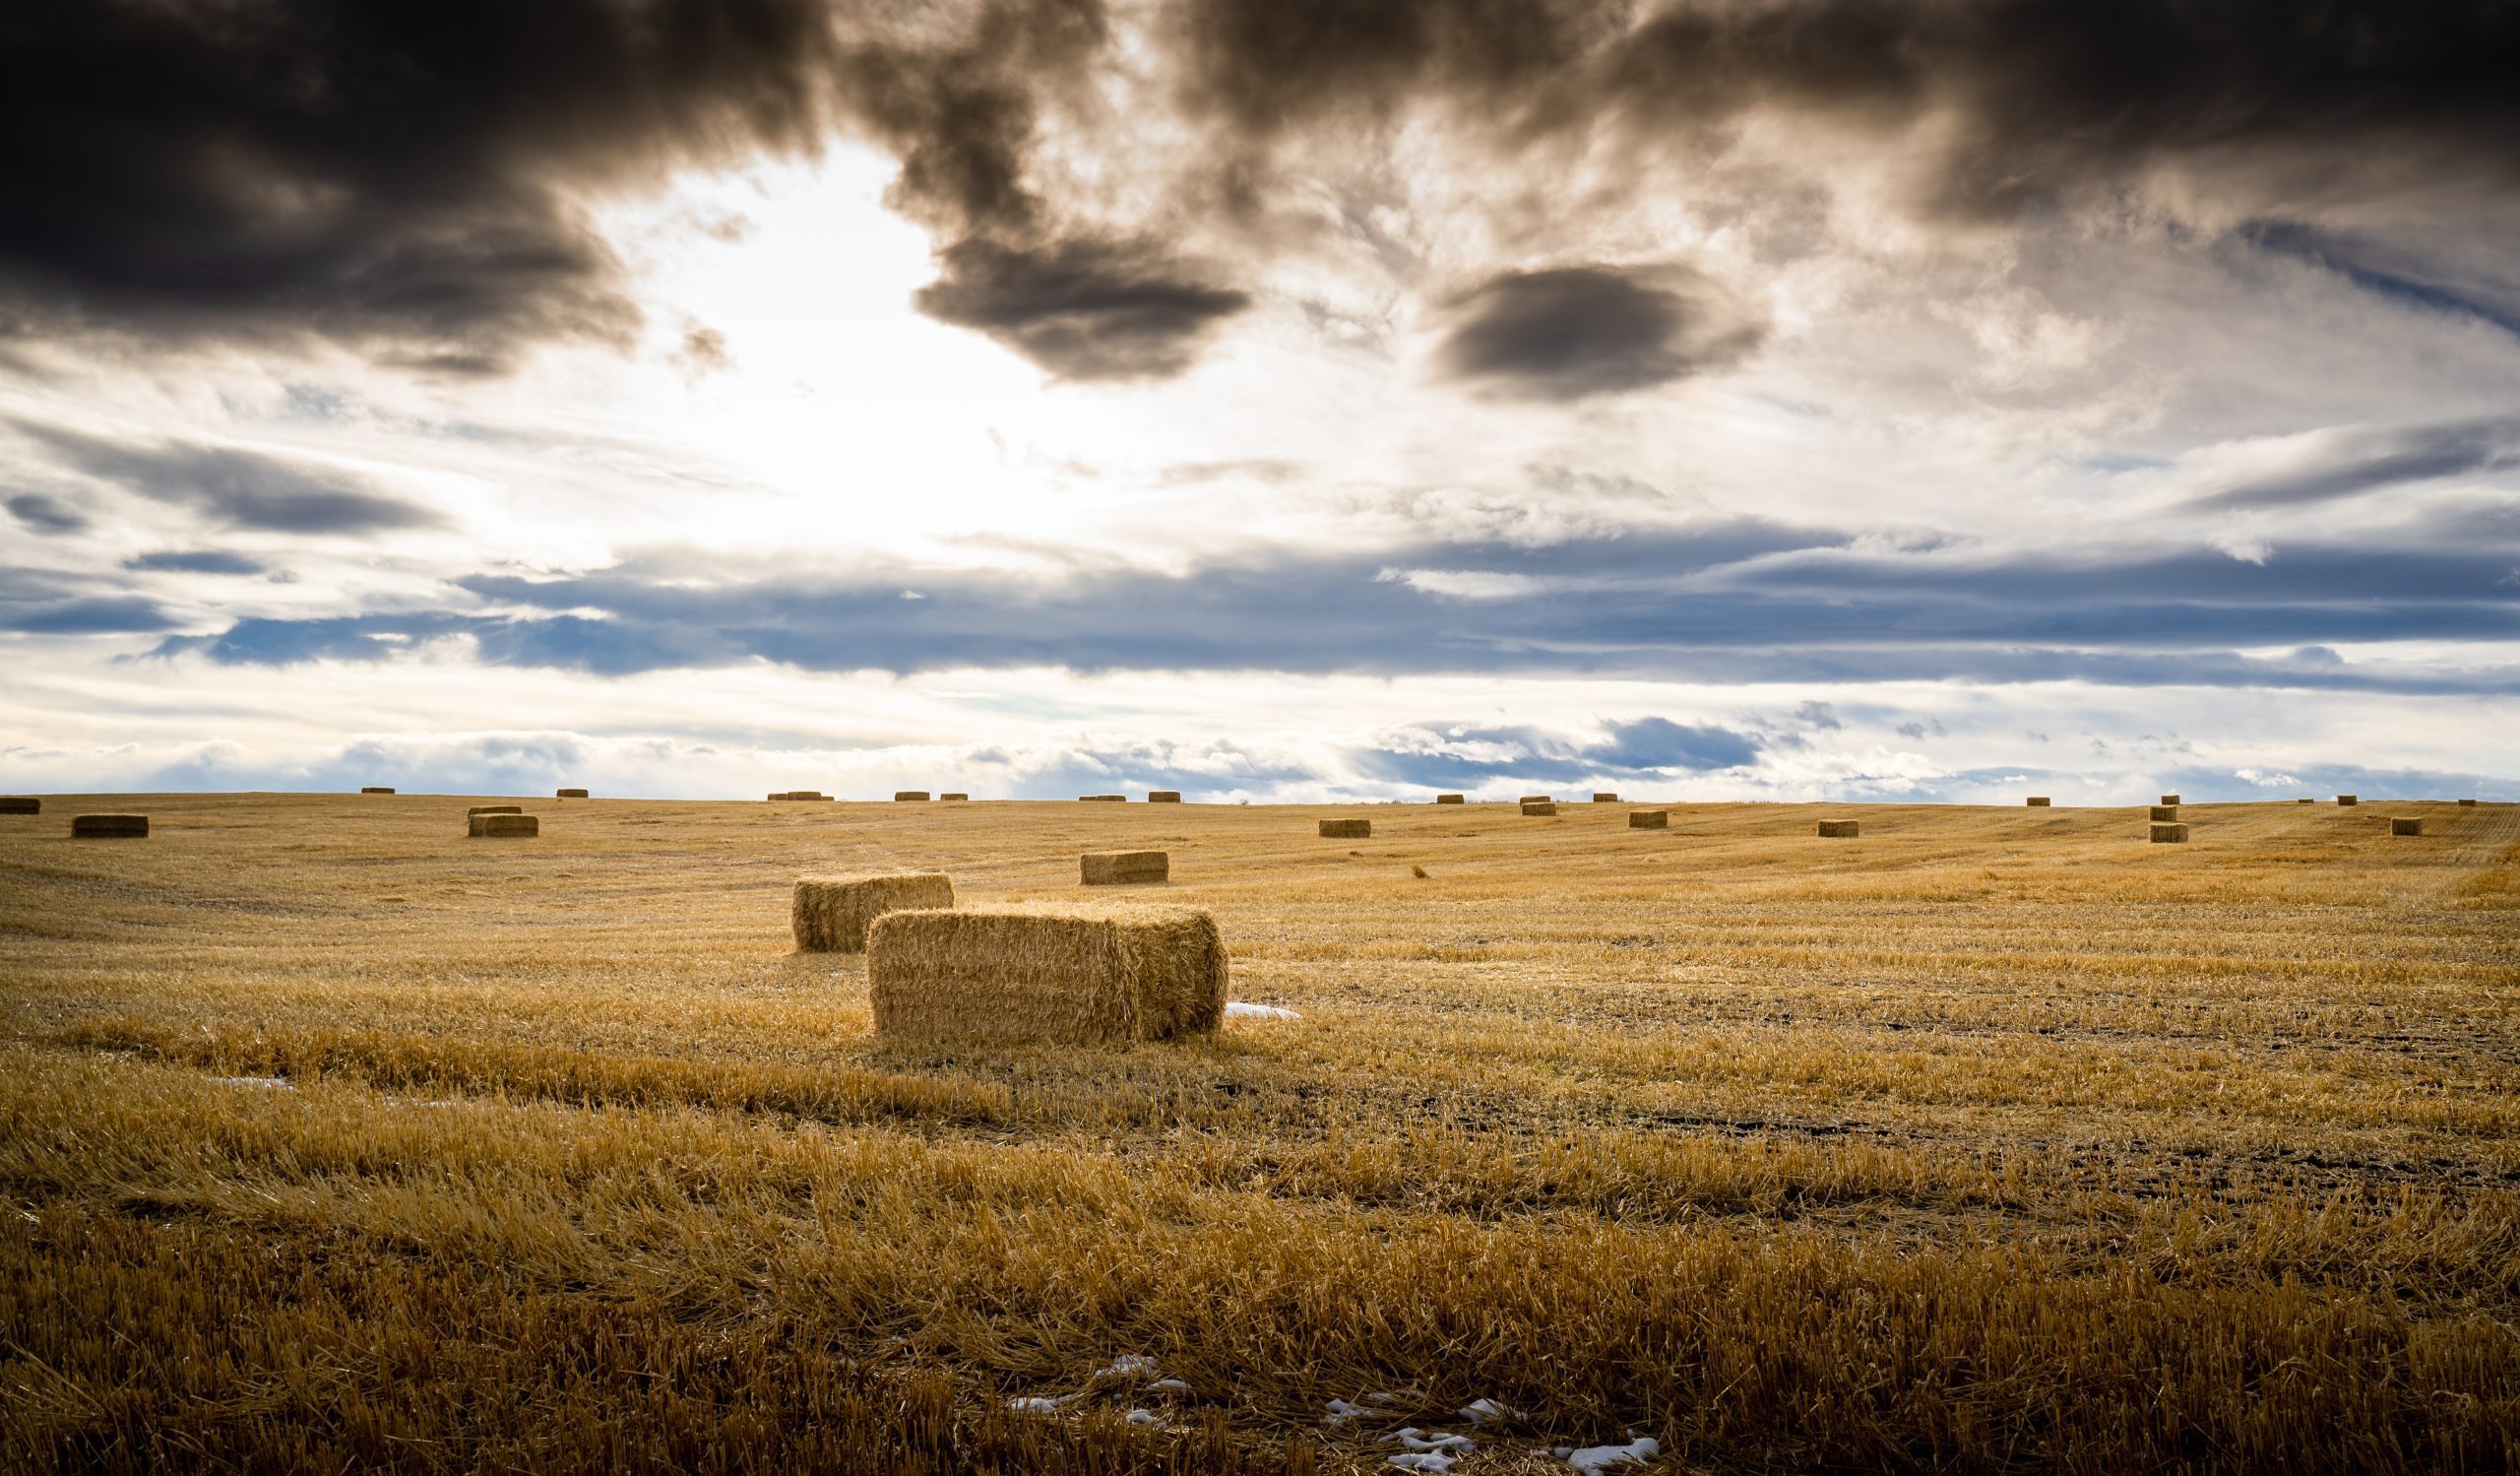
xmin=1 ymin=793 xmax=2515 ymax=1473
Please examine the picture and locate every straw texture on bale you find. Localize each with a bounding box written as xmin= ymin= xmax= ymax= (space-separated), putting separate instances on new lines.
xmin=2149 ymin=805 xmax=2179 ymax=822
xmin=1592 ymin=793 xmax=1618 ymax=802
xmin=360 ymin=787 xmax=395 ymax=795
xmin=2338 ymin=795 xmax=2360 ymax=805
xmin=1317 ymin=818 xmax=1371 ymax=839
xmin=2160 ymin=794 xmax=2180 ymax=805
xmin=1521 ymin=802 xmax=1556 ymax=816
xmin=791 ymin=872 xmax=955 ymax=953
xmin=1081 ymin=851 xmax=1168 ymax=885
xmin=1817 ymin=819 xmax=1859 ymax=839
xmin=0 ymin=798 xmax=39 ymax=814
xmin=894 ymin=791 xmax=931 ymax=802
xmin=1519 ymin=795 xmax=1551 ymax=804
xmin=1435 ymin=794 xmax=1465 ymax=804
xmin=866 ymin=902 xmax=1227 ymax=1046
xmin=467 ymin=814 xmax=537 ymax=838
xmin=940 ymin=793 xmax=970 ymax=802
xmin=2390 ymin=817 xmax=2424 ymax=837
xmin=2026 ymin=797 xmax=2050 ymax=806
xmin=1629 ymin=809 xmax=1669 ymax=829
xmin=2460 ymin=798 xmax=2479 ymax=805
xmin=2151 ymin=822 xmax=2188 ymax=844
xmin=1147 ymin=791 xmax=1182 ymax=802
xmin=556 ymin=788 xmax=590 ymax=800
xmin=467 ymin=805 xmax=523 ymax=816
xmin=71 ymin=814 xmax=147 ymax=838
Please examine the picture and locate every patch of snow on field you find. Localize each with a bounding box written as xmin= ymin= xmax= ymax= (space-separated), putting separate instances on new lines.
xmin=1147 ymin=1377 xmax=1191 ymax=1393
xmin=1094 ymin=1354 xmax=1161 ymax=1380
xmin=1007 ymin=1394 xmax=1076 ymax=1415
xmin=1385 ymin=1455 xmax=1457 ymax=1474
xmin=1126 ymin=1408 xmax=1158 ymax=1426
xmin=1561 ymin=1437 xmax=1660 ymax=1471
xmin=1224 ymin=1001 xmax=1300 ymax=1020
xmin=210 ymin=1076 xmax=292 ymax=1090
xmin=1460 ymin=1397 xmax=1518 ymax=1425
xmin=1325 ymin=1398 xmax=1374 ymax=1425
xmin=1385 ymin=1427 xmax=1474 ymax=1453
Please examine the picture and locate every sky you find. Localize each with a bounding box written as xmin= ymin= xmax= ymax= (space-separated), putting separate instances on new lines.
xmin=3 ymin=0 xmax=2516 ymax=803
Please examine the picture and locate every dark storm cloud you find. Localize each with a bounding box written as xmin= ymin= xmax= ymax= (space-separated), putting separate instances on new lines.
xmin=913 ymin=237 xmax=1251 ymax=381
xmin=5 ymin=492 xmax=87 ymax=534
xmin=0 ymin=0 xmax=846 ymax=370
xmin=16 ymin=422 xmax=442 ymax=534
xmin=2191 ymin=417 xmax=2520 ymax=510
xmin=1429 ymin=266 xmax=1765 ymax=401
xmin=125 ymin=550 xmax=269 ymax=576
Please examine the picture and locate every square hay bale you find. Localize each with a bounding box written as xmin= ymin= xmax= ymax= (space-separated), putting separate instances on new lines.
xmin=941 ymin=792 xmax=970 ymax=802
xmin=2337 ymin=795 xmax=2359 ymax=805
xmin=792 ymin=871 xmax=956 ymax=952
xmin=1147 ymin=791 xmax=1182 ymax=802
xmin=867 ymin=902 xmax=1226 ymax=1046
xmin=1082 ymin=850 xmax=1168 ymax=885
xmin=467 ymin=805 xmax=523 ymax=815
xmin=556 ymin=788 xmax=590 ymax=800
xmin=1080 ymin=794 xmax=1127 ymax=802
xmin=0 ymin=798 xmax=39 ymax=814
xmin=71 ymin=813 xmax=147 ymax=838
xmin=1318 ymin=818 xmax=1371 ymax=838
xmin=1592 ymin=792 xmax=1619 ymax=802
xmin=2459 ymin=798 xmax=2478 ymax=805
xmin=894 ymin=791 xmax=931 ymax=802
xmin=2298 ymin=798 xmax=2315 ymax=804
xmin=1435 ymin=794 xmax=1465 ymax=804
xmin=2150 ymin=822 xmax=2188 ymax=844
xmin=1518 ymin=795 xmax=1551 ymax=804
xmin=360 ymin=787 xmax=396 ymax=795
xmin=2026 ymin=797 xmax=2051 ymax=806
xmin=2149 ymin=804 xmax=2179 ymax=822
xmin=1816 ymin=819 xmax=1859 ymax=838
xmin=2390 ymin=817 xmax=2424 ymax=837
xmin=2160 ymin=794 xmax=2180 ymax=805
xmin=1521 ymin=801 xmax=1556 ymax=816
xmin=1629 ymin=809 xmax=1669 ymax=829
xmin=468 ymin=813 xmax=538 ymax=838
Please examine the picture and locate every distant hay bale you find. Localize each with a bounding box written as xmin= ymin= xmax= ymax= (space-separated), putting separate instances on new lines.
xmin=1435 ymin=794 xmax=1465 ymax=804
xmin=467 ymin=814 xmax=537 ymax=838
xmin=2459 ymin=798 xmax=2478 ymax=806
xmin=0 ymin=798 xmax=38 ymax=814
xmin=1318 ymin=818 xmax=1371 ymax=838
xmin=1816 ymin=819 xmax=1859 ymax=838
xmin=2390 ymin=817 xmax=2424 ymax=837
xmin=467 ymin=805 xmax=523 ymax=816
xmin=2298 ymin=798 xmax=2315 ymax=804
xmin=2337 ymin=795 xmax=2359 ymax=805
xmin=556 ymin=788 xmax=589 ymax=800
xmin=1629 ymin=809 xmax=1669 ymax=829
xmin=866 ymin=901 xmax=1227 ymax=1047
xmin=792 ymin=871 xmax=955 ymax=952
xmin=2150 ymin=822 xmax=2188 ymax=844
xmin=1592 ymin=792 xmax=1618 ymax=802
xmin=941 ymin=792 xmax=970 ymax=802
xmin=2149 ymin=805 xmax=2178 ymax=822
xmin=1082 ymin=850 xmax=1168 ymax=885
xmin=71 ymin=813 xmax=147 ymax=838
xmin=1147 ymin=791 xmax=1182 ymax=802
xmin=1521 ymin=801 xmax=1556 ymax=816
xmin=1518 ymin=795 xmax=1551 ymax=804
xmin=894 ymin=791 xmax=931 ymax=802
xmin=2026 ymin=797 xmax=2050 ymax=806
xmin=1080 ymin=795 xmax=1127 ymax=802
xmin=360 ymin=787 xmax=395 ymax=795
xmin=769 ymin=791 xmax=830 ymax=802
xmin=2159 ymin=794 xmax=2180 ymax=806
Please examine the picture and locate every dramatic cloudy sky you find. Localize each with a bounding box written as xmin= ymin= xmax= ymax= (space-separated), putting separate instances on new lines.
xmin=4 ymin=0 xmax=2517 ymax=802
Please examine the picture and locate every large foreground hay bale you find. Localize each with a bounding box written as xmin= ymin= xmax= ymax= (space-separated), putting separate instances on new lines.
xmin=2026 ymin=797 xmax=2050 ymax=806
xmin=467 ymin=805 xmax=523 ymax=815
xmin=0 ymin=798 xmax=38 ymax=814
xmin=2149 ymin=804 xmax=2178 ymax=822
xmin=1592 ymin=792 xmax=1619 ymax=802
xmin=894 ymin=791 xmax=931 ymax=802
xmin=1816 ymin=819 xmax=1859 ymax=838
xmin=941 ymin=792 xmax=970 ymax=802
xmin=1629 ymin=809 xmax=1669 ymax=829
xmin=468 ymin=814 xmax=537 ymax=838
xmin=360 ymin=787 xmax=395 ymax=795
xmin=2337 ymin=794 xmax=2359 ymax=805
xmin=71 ymin=814 xmax=147 ymax=838
xmin=2390 ymin=817 xmax=2424 ymax=837
xmin=556 ymin=788 xmax=590 ymax=800
xmin=792 ymin=872 xmax=955 ymax=952
xmin=1318 ymin=818 xmax=1370 ymax=838
xmin=2150 ymin=822 xmax=2188 ymax=844
xmin=1521 ymin=801 xmax=1556 ymax=816
xmin=1435 ymin=794 xmax=1465 ymax=804
xmin=867 ymin=902 xmax=1226 ymax=1046
xmin=1082 ymin=850 xmax=1168 ymax=885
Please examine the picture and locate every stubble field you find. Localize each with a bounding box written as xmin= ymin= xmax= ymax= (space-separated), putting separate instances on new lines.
xmin=2 ymin=792 xmax=2515 ymax=1473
